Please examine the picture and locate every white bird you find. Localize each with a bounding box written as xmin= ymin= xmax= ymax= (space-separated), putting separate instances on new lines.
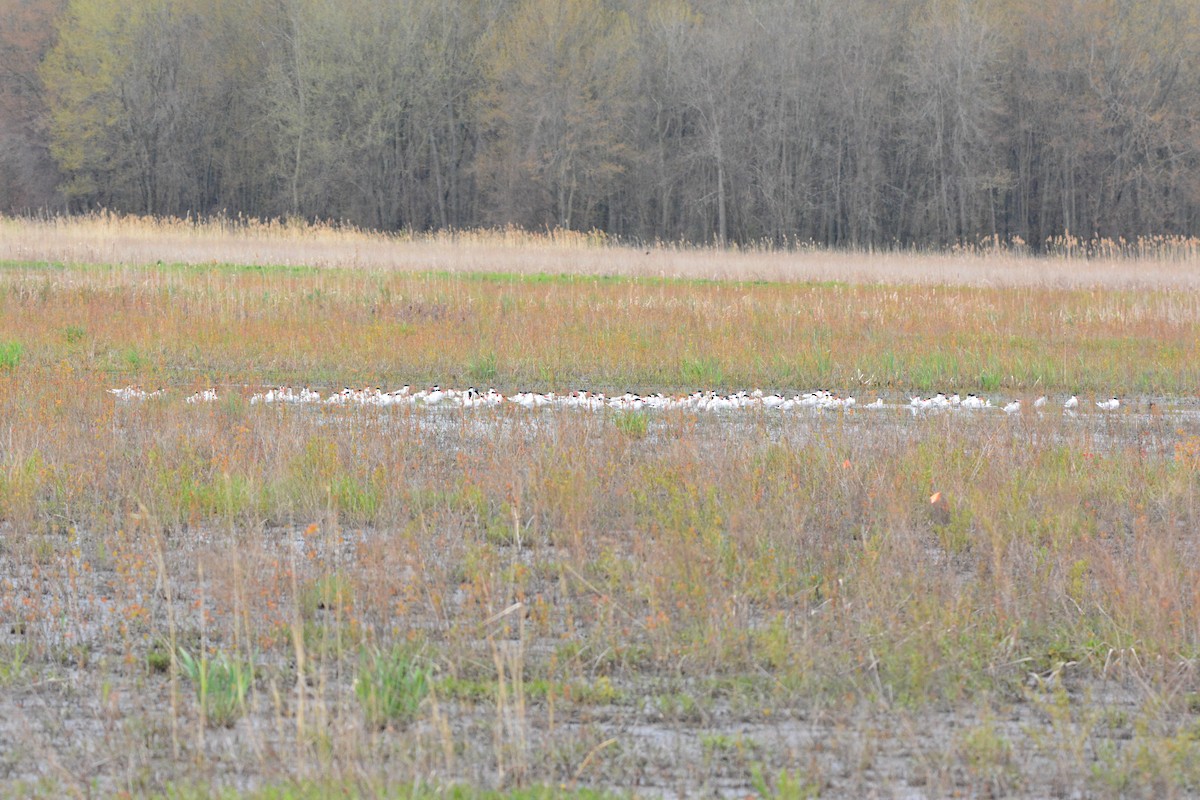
xmin=459 ymin=387 xmax=481 ymax=408
xmin=170 ymin=381 xmax=1139 ymax=424
xmin=110 ymin=385 xmax=150 ymax=401
xmin=909 ymin=396 xmax=932 ymax=411
xmin=186 ymin=388 xmax=219 ymax=404
xmin=708 ymin=395 xmax=733 ymax=411
xmin=960 ymin=394 xmax=986 ymax=410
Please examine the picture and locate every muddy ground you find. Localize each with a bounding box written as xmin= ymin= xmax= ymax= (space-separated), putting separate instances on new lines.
xmin=2 ymin=403 xmax=1199 ymax=798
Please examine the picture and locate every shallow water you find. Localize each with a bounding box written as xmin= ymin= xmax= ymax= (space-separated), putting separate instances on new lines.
xmin=215 ymin=394 xmax=1200 ymax=462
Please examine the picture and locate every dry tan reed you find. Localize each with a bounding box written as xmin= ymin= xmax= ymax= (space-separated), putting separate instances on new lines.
xmin=6 ymin=212 xmax=1200 ymax=288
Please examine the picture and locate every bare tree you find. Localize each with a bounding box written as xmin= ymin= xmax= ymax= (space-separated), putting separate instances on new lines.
xmin=477 ymin=0 xmax=636 ymax=231
xmin=17 ymin=0 xmax=1200 ymax=244
xmin=0 ymin=0 xmax=65 ymax=212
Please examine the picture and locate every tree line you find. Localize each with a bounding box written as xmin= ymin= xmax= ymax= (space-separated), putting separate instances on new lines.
xmin=2 ymin=0 xmax=1199 ymax=248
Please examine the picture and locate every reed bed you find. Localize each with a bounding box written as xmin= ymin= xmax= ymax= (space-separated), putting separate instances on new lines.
xmin=6 ymin=212 xmax=1200 ymax=288
xmin=0 ymin=248 xmax=1200 ymax=797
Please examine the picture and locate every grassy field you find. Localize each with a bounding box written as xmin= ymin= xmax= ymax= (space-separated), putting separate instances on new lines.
xmin=3 ymin=216 xmax=1200 ymax=797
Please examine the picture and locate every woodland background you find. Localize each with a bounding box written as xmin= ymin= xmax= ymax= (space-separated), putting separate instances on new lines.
xmin=2 ymin=0 xmax=1199 ymax=248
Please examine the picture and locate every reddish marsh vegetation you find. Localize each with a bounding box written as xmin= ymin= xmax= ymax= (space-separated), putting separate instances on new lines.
xmin=1 ymin=248 xmax=1200 ymax=797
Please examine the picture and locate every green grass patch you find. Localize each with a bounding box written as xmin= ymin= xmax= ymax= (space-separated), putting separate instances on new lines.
xmin=0 ymin=644 xmax=30 ymax=687
xmin=680 ymin=356 xmax=724 ymax=388
xmin=612 ymin=410 xmax=649 ymax=438
xmin=467 ymin=350 xmax=498 ymax=383
xmin=0 ymin=340 xmax=23 ymax=370
xmin=355 ymin=646 xmax=431 ymax=728
xmin=176 ymin=647 xmax=254 ymax=727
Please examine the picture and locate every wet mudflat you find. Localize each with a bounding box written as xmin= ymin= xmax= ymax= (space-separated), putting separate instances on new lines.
xmin=0 ymin=656 xmax=1161 ymax=798
xmin=3 ymin=399 xmax=1200 ymax=798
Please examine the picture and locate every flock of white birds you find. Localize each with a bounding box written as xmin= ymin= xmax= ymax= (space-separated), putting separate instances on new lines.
xmin=106 ymin=384 xmax=1123 ymax=415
